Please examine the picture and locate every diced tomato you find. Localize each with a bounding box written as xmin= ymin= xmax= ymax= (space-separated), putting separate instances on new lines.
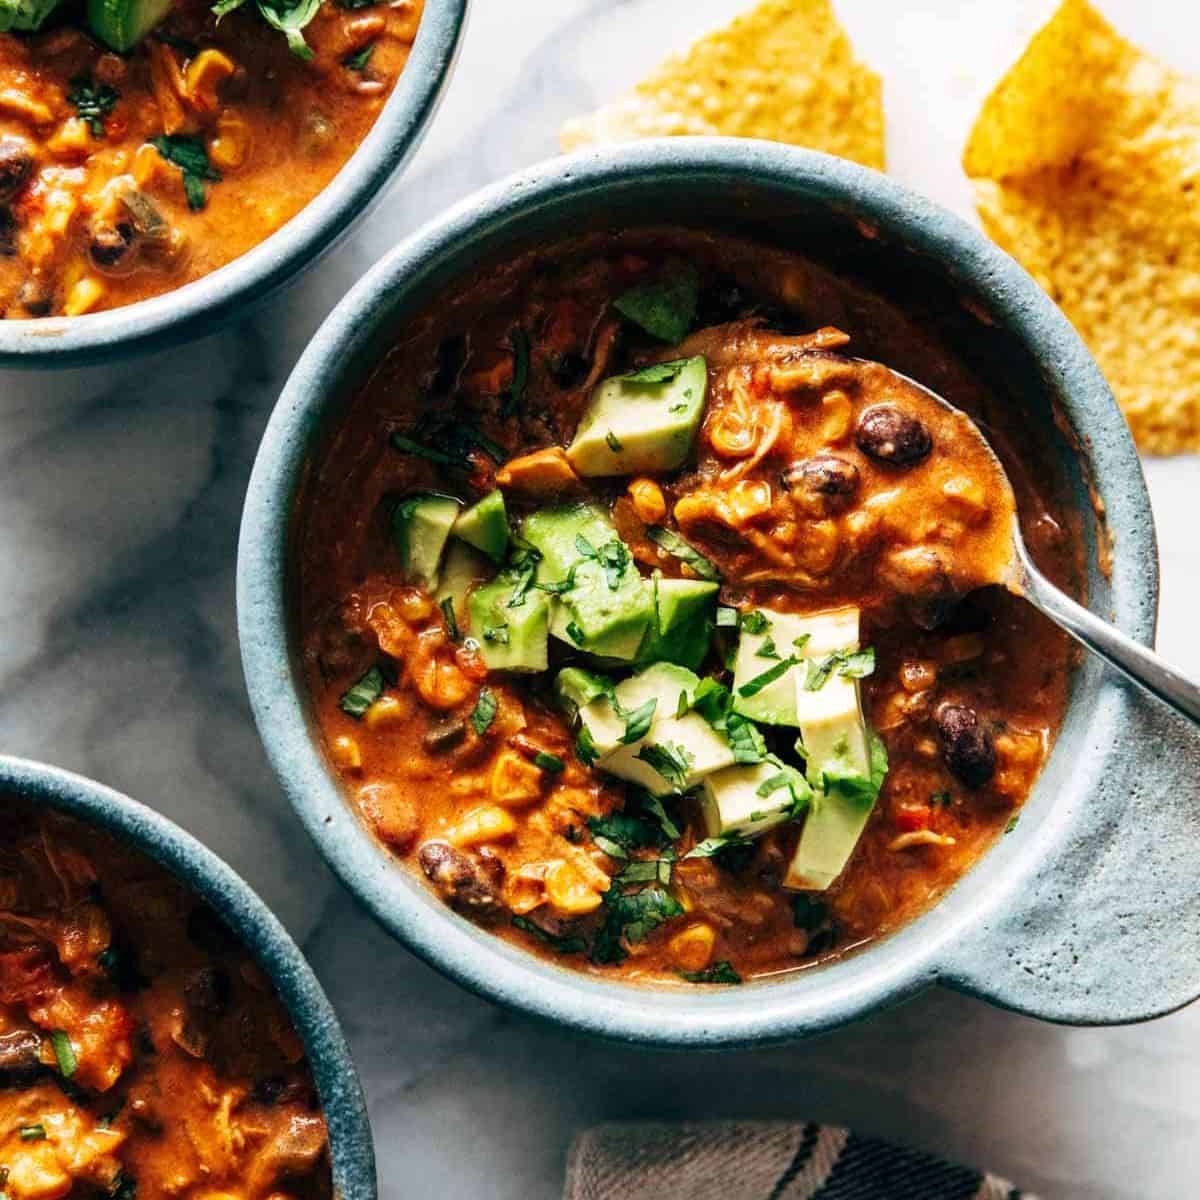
xmin=893 ymin=804 xmax=932 ymax=833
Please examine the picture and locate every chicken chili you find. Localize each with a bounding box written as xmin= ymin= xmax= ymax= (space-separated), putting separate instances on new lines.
xmin=297 ymin=229 xmax=1082 ymax=986
xmin=0 ymin=798 xmax=331 ymax=1199
xmin=0 ymin=0 xmax=422 ymax=317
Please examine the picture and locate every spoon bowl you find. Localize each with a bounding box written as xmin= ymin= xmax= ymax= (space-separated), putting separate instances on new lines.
xmin=876 ymin=360 xmax=1200 ymax=726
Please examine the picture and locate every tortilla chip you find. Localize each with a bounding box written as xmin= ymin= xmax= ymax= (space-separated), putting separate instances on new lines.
xmin=559 ymin=0 xmax=884 ymax=171
xmin=964 ymin=0 xmax=1200 ymax=455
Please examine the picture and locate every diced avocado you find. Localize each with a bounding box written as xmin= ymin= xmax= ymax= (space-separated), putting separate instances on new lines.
xmin=577 ymin=663 xmax=698 ymax=758
xmin=393 ymin=494 xmax=461 ymax=590
xmin=553 ymin=561 xmax=655 ymax=661
xmin=636 ymin=574 xmax=718 ymax=670
xmin=466 ymin=574 xmax=548 ymax=673
xmin=554 ymin=667 xmax=613 ymax=718
xmin=521 ymin=503 xmax=615 ymax=581
xmin=89 ymin=0 xmax=173 ymax=50
xmin=796 ymin=672 xmax=870 ymax=785
xmin=453 ymin=490 xmax=509 ymax=563
xmin=434 ymin=542 xmax=492 ymax=626
xmin=599 ymin=712 xmax=734 ymax=796
xmin=785 ymin=733 xmax=888 ymax=892
xmin=565 ymin=356 xmax=708 ymax=477
xmin=732 ymin=606 xmax=861 ymax=726
xmin=699 ymin=756 xmax=809 ymax=840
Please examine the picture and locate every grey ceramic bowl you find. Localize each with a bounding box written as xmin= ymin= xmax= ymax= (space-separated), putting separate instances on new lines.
xmin=0 ymin=755 xmax=376 ymax=1195
xmin=0 ymin=0 xmax=467 ymax=368
xmin=238 ymin=140 xmax=1200 ymax=1047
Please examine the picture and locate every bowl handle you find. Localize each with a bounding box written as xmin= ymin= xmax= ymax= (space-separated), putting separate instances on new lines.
xmin=938 ymin=685 xmax=1200 ymax=1024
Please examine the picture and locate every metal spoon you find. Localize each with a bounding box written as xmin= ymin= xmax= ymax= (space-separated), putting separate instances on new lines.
xmin=879 ymin=364 xmax=1200 ymax=726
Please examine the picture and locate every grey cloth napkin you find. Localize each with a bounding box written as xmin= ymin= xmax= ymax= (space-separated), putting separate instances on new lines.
xmin=565 ymin=1122 xmax=1035 ymax=1200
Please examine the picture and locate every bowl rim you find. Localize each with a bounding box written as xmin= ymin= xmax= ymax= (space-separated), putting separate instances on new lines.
xmin=0 ymin=0 xmax=468 ymax=368
xmin=237 ymin=139 xmax=1157 ymax=1047
xmin=0 ymin=754 xmax=377 ymax=1197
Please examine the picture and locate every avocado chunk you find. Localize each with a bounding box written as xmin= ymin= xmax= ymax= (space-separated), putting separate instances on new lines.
xmin=89 ymin=0 xmax=173 ymax=50
xmin=565 ymin=356 xmax=708 ymax=477
xmin=732 ymin=606 xmax=861 ymax=726
xmin=393 ymin=494 xmax=461 ymax=590
xmin=554 ymin=667 xmax=614 ymax=719
xmin=699 ymin=756 xmax=811 ymax=840
xmin=600 ymin=711 xmax=735 ymax=796
xmin=453 ymin=490 xmax=509 ymax=563
xmin=434 ymin=542 xmax=492 ymax=626
xmin=636 ymin=575 xmax=718 ymax=670
xmin=785 ymin=732 xmax=888 ymax=892
xmin=466 ymin=573 xmax=548 ymax=673
xmin=522 ymin=504 xmax=654 ymax=661
xmin=576 ymin=663 xmax=698 ymax=759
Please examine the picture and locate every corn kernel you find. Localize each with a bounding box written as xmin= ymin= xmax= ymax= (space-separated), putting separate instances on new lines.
xmin=668 ymin=923 xmax=716 ymax=972
xmin=628 ymin=477 xmax=667 ymax=524
xmin=941 ymin=634 xmax=986 ymax=664
xmin=728 ymin=478 xmax=772 ymax=524
xmin=818 ymin=390 xmax=853 ymax=443
xmin=544 ymin=860 xmax=603 ymax=915
xmin=396 ymin=587 xmax=433 ymax=623
xmin=364 ymin=694 xmax=407 ymax=728
xmin=490 ymin=751 xmax=544 ymax=807
xmin=133 ymin=142 xmax=161 ymax=186
xmin=209 ymin=108 xmax=251 ymax=171
xmin=185 ymin=48 xmax=237 ymax=112
xmin=448 ymin=804 xmax=517 ymax=848
xmin=941 ymin=475 xmax=989 ymax=524
xmin=63 ymin=276 xmax=104 ymax=317
xmin=505 ymin=867 xmax=546 ymax=916
xmin=46 ymin=116 xmax=93 ymax=159
xmin=0 ymin=88 xmax=53 ymax=125
xmin=329 ymin=735 xmax=362 ymax=771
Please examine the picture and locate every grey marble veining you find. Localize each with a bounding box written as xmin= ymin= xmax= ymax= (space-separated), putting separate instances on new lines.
xmin=1 ymin=2 xmax=1198 ymax=1197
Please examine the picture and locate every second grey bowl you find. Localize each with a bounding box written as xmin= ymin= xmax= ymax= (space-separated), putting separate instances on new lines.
xmin=237 ymin=139 xmax=1200 ymax=1047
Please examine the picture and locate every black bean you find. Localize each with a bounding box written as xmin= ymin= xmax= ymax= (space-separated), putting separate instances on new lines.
xmin=0 ymin=1028 xmax=43 ymax=1082
xmin=549 ymin=351 xmax=589 ymax=389
xmin=782 ymin=454 xmax=860 ymax=512
xmin=855 ymin=404 xmax=932 ymax=466
xmin=935 ymin=703 xmax=996 ymax=787
xmin=89 ymin=221 xmax=134 ymax=268
xmin=422 ymin=718 xmax=467 ymax=754
xmin=0 ymin=207 xmax=15 ymax=257
xmin=183 ymin=965 xmax=232 ymax=1015
xmin=418 ymin=840 xmax=502 ymax=914
xmin=0 ymin=138 xmax=32 ymax=202
xmin=16 ymin=280 xmax=52 ymax=317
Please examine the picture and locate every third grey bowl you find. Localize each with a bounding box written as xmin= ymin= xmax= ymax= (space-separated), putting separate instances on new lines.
xmin=237 ymin=140 xmax=1200 ymax=1047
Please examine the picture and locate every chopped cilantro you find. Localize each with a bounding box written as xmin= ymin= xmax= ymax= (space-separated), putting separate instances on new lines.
xmin=682 ymin=960 xmax=741 ymax=985
xmin=642 ymin=793 xmax=681 ymax=841
xmin=622 ymin=359 xmax=688 ymax=384
xmin=533 ymin=751 xmax=564 ymax=774
xmin=588 ymin=807 xmax=665 ymax=854
xmin=613 ymin=263 xmax=699 ymax=343
xmin=605 ymin=430 xmax=623 ymax=453
xmin=470 ymin=688 xmax=497 ymax=735
xmin=343 ymin=43 xmax=374 ymax=70
xmin=684 ymin=835 xmax=746 ymax=859
xmin=67 ymin=77 xmax=117 ymax=137
xmin=19 ymin=1124 xmax=45 ymax=1141
xmin=339 ymin=666 xmax=385 ymax=719
xmin=727 ymin=716 xmax=767 ymax=764
xmin=805 ymin=647 xmax=876 ymax=691
xmin=740 ymin=610 xmax=770 ymax=635
xmin=591 ymin=885 xmax=684 ymax=964
xmin=646 ymin=525 xmax=719 ymax=581
xmin=389 ymin=433 xmax=463 ymax=468
xmin=615 ymin=856 xmax=674 ymax=886
xmin=839 ymin=647 xmax=876 ymax=679
xmin=756 ymin=637 xmax=779 ymax=659
xmin=675 ymin=689 xmax=690 ymax=718
xmin=1005 ymin=815 xmax=1019 ymax=834
xmin=635 ymin=741 xmax=693 ymax=791
xmin=738 ymin=656 xmax=799 ymax=698
xmin=512 ymin=915 xmax=586 ymax=956
xmin=565 ymin=621 xmax=586 ymax=645
xmin=503 ymin=328 xmax=530 ymax=418
xmin=151 ymin=135 xmax=220 ymax=211
xmin=439 ymin=597 xmax=460 ymax=641
xmin=620 ymin=698 xmax=657 ymax=745
xmin=576 ymin=725 xmax=598 ymax=766
xmin=50 ymin=1030 xmax=76 ymax=1079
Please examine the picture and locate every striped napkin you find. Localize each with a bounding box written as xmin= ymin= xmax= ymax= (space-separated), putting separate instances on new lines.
xmin=565 ymin=1122 xmax=1035 ymax=1200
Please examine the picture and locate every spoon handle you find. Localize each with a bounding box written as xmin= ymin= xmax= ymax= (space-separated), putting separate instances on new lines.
xmin=1020 ymin=557 xmax=1200 ymax=726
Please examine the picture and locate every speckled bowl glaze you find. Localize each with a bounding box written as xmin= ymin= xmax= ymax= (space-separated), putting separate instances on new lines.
xmin=0 ymin=0 xmax=467 ymax=368
xmin=238 ymin=140 xmax=1200 ymax=1047
xmin=0 ymin=755 xmax=376 ymax=1195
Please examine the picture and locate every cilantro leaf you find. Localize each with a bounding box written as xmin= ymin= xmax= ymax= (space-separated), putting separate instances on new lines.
xmin=591 ymin=886 xmax=684 ymax=964
xmin=339 ymin=666 xmax=384 ymax=719
xmin=646 ymin=525 xmax=719 ymax=581
xmin=533 ymin=751 xmax=565 ymax=774
xmin=739 ymin=610 xmax=770 ymax=635
xmin=151 ymin=135 xmax=220 ymax=211
xmin=621 ymin=359 xmax=689 ymax=384
xmin=635 ymin=741 xmax=693 ymax=791
xmin=470 ymin=688 xmax=497 ymax=735
xmin=738 ymin=656 xmax=799 ymax=698
xmin=613 ymin=264 xmax=699 ymax=343
xmin=576 ymin=725 xmax=598 ymax=766
xmin=67 ymin=77 xmax=117 ymax=137
xmin=682 ymin=960 xmax=741 ymax=985
xmin=620 ymin=698 xmax=657 ymax=745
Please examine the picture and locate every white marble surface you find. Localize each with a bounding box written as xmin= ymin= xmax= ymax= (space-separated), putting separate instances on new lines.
xmin=2 ymin=1 xmax=1198 ymax=1196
